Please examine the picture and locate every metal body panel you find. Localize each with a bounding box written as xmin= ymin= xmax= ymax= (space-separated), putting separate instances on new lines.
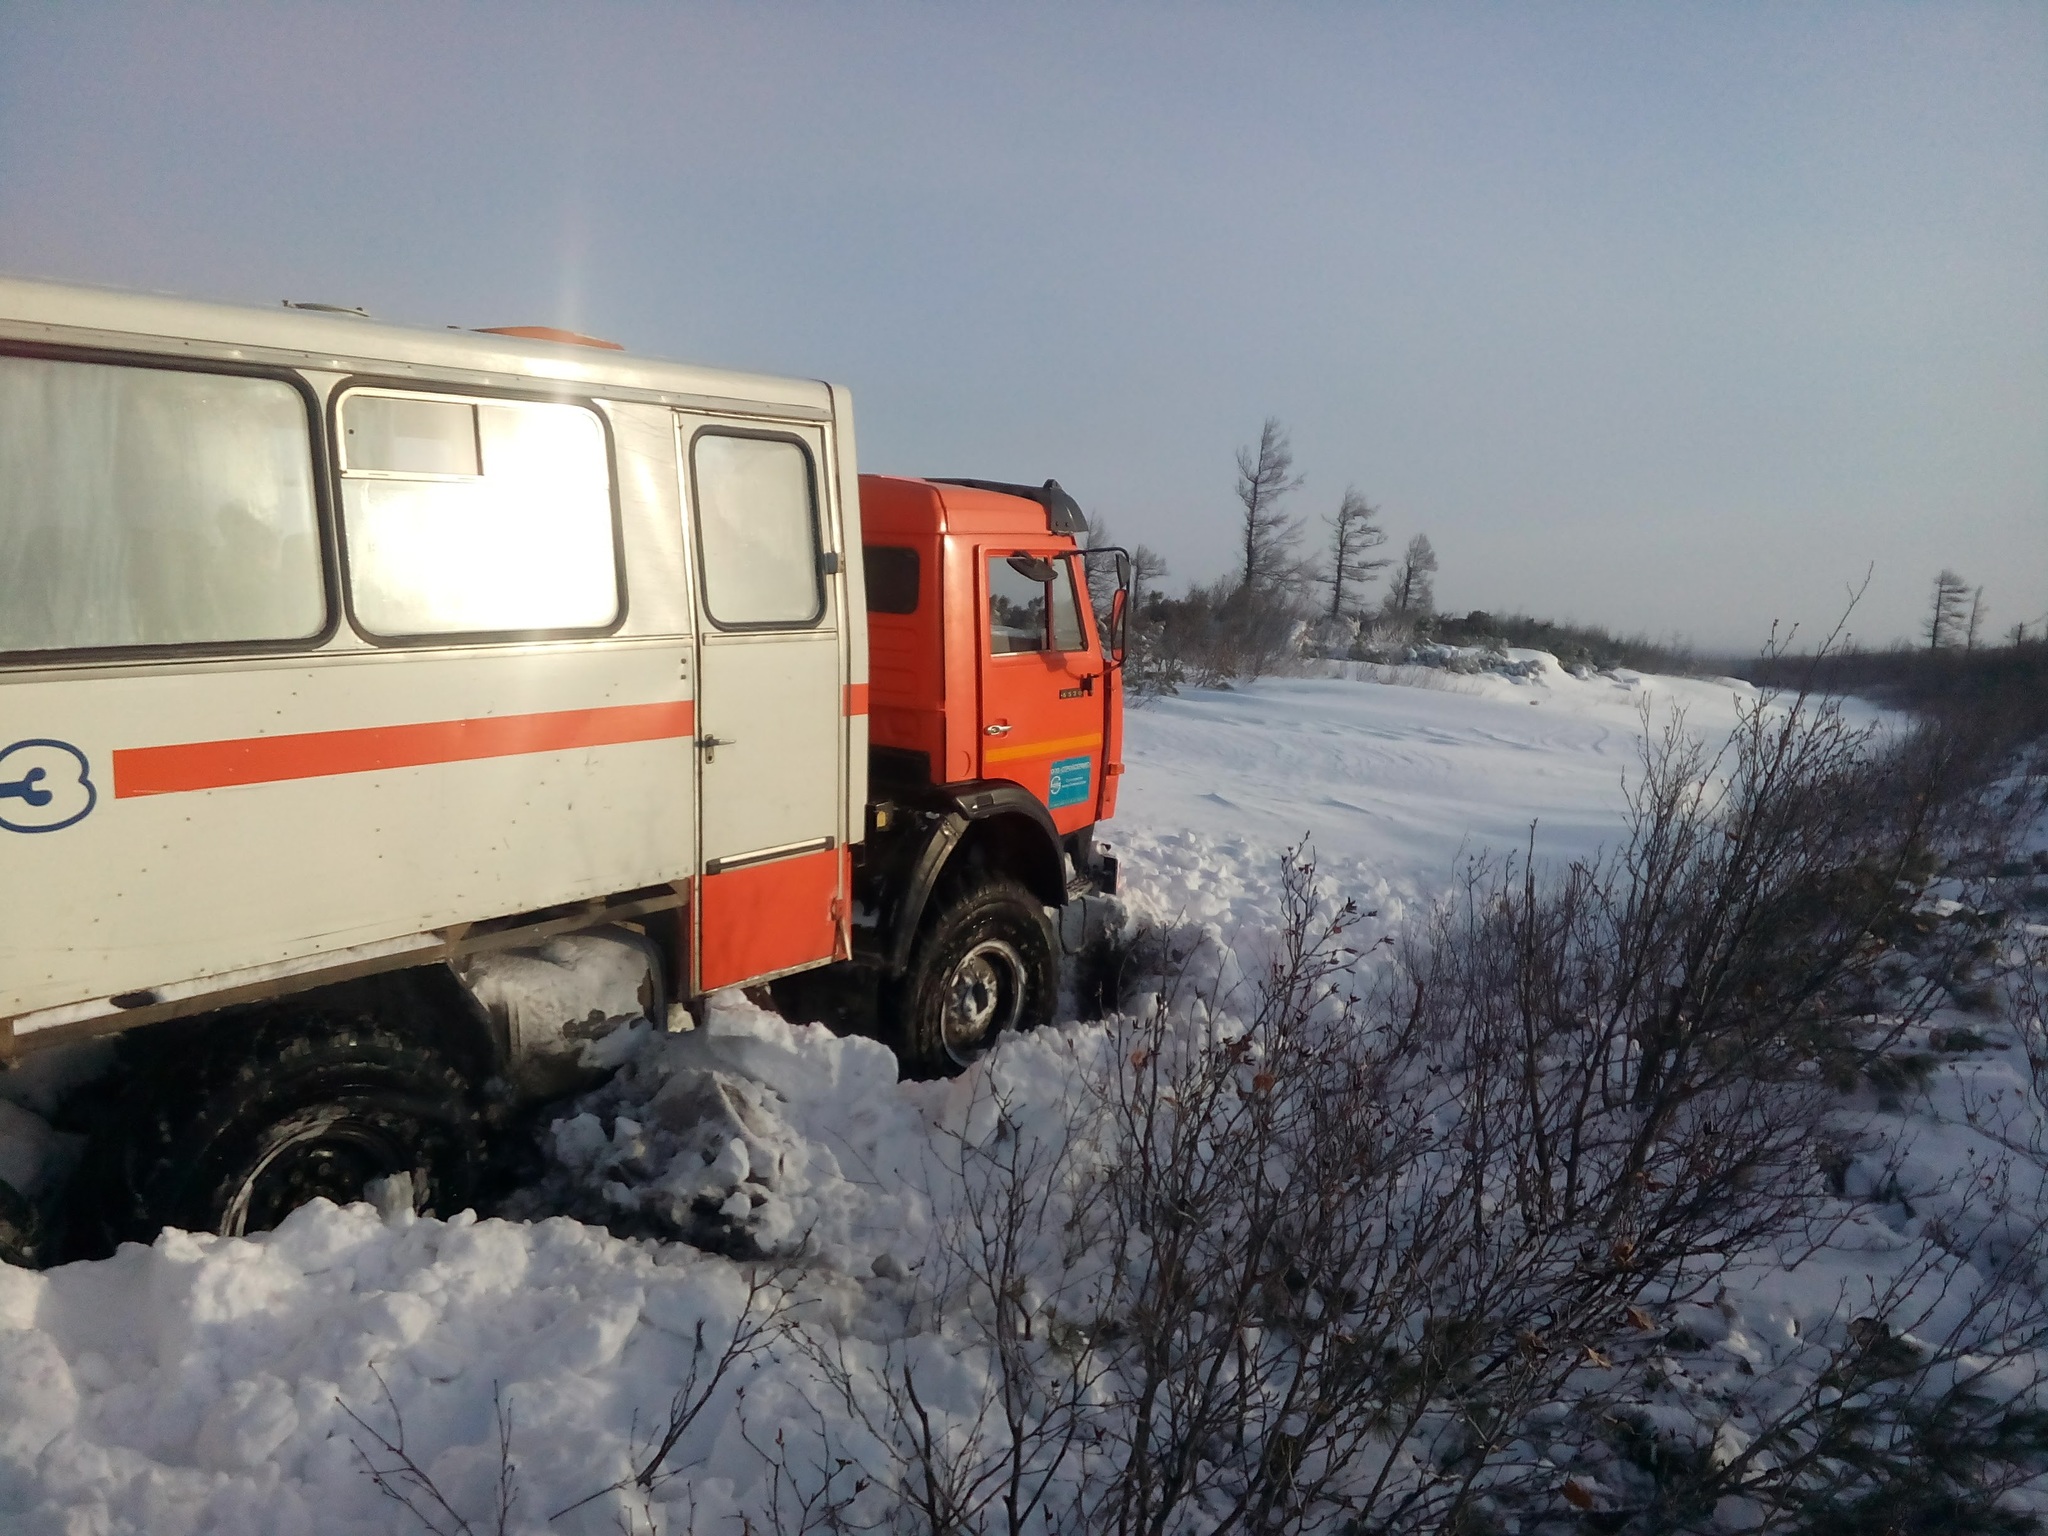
xmin=976 ymin=549 xmax=1107 ymax=837
xmin=828 ymin=385 xmax=870 ymax=851
xmin=693 ymin=631 xmax=843 ymax=861
xmin=1 ymin=640 xmax=697 ymax=1020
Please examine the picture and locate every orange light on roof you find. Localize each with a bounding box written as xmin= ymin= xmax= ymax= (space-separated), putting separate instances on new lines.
xmin=475 ymin=325 xmax=624 ymax=351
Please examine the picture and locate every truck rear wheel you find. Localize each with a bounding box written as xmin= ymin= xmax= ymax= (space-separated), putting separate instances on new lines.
xmin=78 ymin=1014 xmax=484 ymax=1250
xmin=886 ymin=876 xmax=1056 ymax=1077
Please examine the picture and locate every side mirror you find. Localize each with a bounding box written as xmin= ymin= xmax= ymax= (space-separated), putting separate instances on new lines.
xmin=1079 ymin=545 xmax=1133 ymax=664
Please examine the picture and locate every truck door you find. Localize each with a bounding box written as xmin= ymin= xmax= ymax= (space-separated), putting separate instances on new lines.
xmin=681 ymin=421 xmax=846 ymax=993
xmin=978 ymin=548 xmax=1104 ymax=834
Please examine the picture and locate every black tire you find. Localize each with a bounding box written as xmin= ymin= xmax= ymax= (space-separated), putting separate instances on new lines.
xmin=884 ymin=876 xmax=1057 ymax=1078
xmin=78 ymin=1013 xmax=483 ymax=1250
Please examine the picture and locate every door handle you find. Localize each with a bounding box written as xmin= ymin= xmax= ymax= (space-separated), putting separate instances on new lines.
xmin=984 ymin=723 xmax=1012 ymax=736
xmin=697 ymin=735 xmax=735 ymax=762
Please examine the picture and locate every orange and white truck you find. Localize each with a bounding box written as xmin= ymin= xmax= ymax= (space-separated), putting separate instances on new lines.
xmin=0 ymin=276 xmax=1127 ymax=1256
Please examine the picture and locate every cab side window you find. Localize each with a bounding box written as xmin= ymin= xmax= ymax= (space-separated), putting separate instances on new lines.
xmin=987 ymin=553 xmax=1087 ymax=655
xmin=1051 ymin=558 xmax=1086 ymax=652
xmin=863 ymin=545 xmax=920 ymax=615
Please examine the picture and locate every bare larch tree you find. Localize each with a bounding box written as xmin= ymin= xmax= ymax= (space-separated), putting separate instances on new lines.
xmin=1130 ymin=544 xmax=1168 ymax=611
xmin=1926 ymin=569 xmax=1971 ymax=652
xmin=1085 ymin=514 xmax=1168 ymax=616
xmin=1325 ymin=487 xmax=1390 ymax=620
xmin=1383 ymin=533 xmax=1439 ymax=618
xmin=1234 ymin=417 xmax=1305 ymax=592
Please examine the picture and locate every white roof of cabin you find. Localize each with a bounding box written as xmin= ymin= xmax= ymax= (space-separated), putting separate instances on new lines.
xmin=0 ymin=273 xmax=833 ymax=415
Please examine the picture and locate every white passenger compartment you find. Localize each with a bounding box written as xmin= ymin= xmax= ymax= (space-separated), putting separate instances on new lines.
xmin=0 ymin=275 xmax=858 ymax=1058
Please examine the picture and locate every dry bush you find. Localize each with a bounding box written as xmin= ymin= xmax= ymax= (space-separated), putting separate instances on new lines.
xmin=771 ymin=684 xmax=2048 ymax=1535
xmin=1144 ymin=578 xmax=1310 ymax=689
xmin=363 ymin=682 xmax=2044 ymax=1534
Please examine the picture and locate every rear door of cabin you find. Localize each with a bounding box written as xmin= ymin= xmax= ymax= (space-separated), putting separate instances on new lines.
xmin=679 ymin=418 xmax=846 ymax=992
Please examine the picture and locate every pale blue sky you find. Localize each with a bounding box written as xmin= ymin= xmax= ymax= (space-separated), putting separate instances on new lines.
xmin=2 ymin=3 xmax=2041 ymax=651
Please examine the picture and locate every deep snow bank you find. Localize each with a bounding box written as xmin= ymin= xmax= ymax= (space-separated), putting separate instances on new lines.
xmin=0 ymin=995 xmax=1142 ymax=1534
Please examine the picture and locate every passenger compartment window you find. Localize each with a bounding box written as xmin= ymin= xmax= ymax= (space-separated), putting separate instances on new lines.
xmin=691 ymin=432 xmax=823 ymax=628
xmin=339 ymin=389 xmax=618 ymax=637
xmin=0 ymin=355 xmax=325 ymax=653
xmin=987 ymin=553 xmax=1087 ymax=655
xmin=343 ymin=395 xmax=480 ymax=476
xmin=863 ymin=545 xmax=920 ymax=615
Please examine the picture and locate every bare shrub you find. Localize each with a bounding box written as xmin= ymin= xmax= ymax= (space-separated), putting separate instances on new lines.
xmin=1144 ymin=577 xmax=1310 ymax=688
xmin=1652 ymin=1257 xmax=2048 ymax=1534
xmin=782 ymin=680 xmax=2046 ymax=1534
xmin=341 ymin=1373 xmax=523 ymax=1536
xmin=345 ymin=1262 xmax=802 ymax=1535
xmin=789 ymin=1080 xmax=1116 ymax=1536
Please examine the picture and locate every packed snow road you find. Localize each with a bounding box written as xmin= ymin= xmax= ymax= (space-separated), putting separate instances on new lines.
xmin=1 ymin=660 xmax=1908 ymax=1534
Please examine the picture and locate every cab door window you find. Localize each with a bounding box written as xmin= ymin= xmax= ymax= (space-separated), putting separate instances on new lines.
xmin=988 ymin=553 xmax=1087 ymax=655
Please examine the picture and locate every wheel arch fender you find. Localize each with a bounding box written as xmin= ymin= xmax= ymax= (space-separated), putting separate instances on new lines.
xmin=884 ymin=783 xmax=1067 ymax=974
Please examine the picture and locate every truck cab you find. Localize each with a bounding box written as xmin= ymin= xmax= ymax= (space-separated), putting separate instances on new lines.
xmin=844 ymin=475 xmax=1126 ymax=1074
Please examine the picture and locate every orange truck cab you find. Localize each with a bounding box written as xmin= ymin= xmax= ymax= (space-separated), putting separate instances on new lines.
xmin=841 ymin=475 xmax=1127 ymax=1069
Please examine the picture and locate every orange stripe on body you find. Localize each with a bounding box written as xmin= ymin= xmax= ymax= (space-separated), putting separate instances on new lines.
xmin=113 ymin=700 xmax=696 ymax=798
xmin=983 ymin=730 xmax=1101 ymax=765
xmin=844 ymin=683 xmax=869 ymax=716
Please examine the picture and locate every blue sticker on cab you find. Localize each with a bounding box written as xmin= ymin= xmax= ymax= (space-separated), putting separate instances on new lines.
xmin=1048 ymin=754 xmax=1092 ymax=809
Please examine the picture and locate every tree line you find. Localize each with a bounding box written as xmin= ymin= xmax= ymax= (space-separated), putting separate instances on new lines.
xmin=1090 ymin=416 xmax=1440 ymax=690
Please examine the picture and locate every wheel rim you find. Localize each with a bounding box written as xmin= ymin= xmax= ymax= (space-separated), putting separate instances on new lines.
xmin=942 ymin=938 xmax=1027 ymax=1065
xmin=218 ymin=1108 xmax=417 ymax=1237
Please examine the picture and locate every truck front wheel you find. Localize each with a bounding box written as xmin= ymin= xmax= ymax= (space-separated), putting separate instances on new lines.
xmin=886 ymin=876 xmax=1057 ymax=1077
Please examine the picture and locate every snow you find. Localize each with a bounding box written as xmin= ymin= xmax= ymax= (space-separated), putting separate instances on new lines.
xmin=0 ymin=662 xmax=2028 ymax=1531
xmin=1117 ymin=662 xmax=1772 ymax=921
